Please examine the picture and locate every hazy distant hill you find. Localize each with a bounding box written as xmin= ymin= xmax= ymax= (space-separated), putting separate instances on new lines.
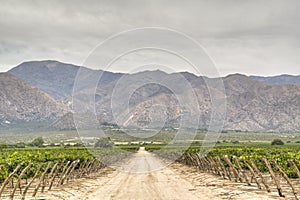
xmin=0 ymin=73 xmax=70 ymax=126
xmin=250 ymin=74 xmax=300 ymax=85
xmin=95 ymin=72 xmax=300 ymax=132
xmin=9 ymin=60 xmax=123 ymax=100
xmin=224 ymin=74 xmax=300 ymax=132
xmin=5 ymin=60 xmax=300 ymax=132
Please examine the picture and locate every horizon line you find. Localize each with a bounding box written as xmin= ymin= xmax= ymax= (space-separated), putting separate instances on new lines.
xmin=2 ymin=59 xmax=300 ymax=78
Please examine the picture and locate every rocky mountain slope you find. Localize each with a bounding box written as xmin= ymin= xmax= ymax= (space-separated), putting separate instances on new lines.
xmin=9 ymin=60 xmax=123 ymax=100
xmin=224 ymin=74 xmax=300 ymax=132
xmin=6 ymin=60 xmax=300 ymax=132
xmin=93 ymin=73 xmax=300 ymax=132
xmin=0 ymin=73 xmax=70 ymax=126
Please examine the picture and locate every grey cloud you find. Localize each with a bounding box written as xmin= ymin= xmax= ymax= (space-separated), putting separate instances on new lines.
xmin=0 ymin=0 xmax=300 ymax=75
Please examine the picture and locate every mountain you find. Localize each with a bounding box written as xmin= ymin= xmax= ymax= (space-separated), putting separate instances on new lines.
xmin=90 ymin=72 xmax=300 ymax=132
xmin=9 ymin=60 xmax=123 ymax=100
xmin=0 ymin=73 xmax=70 ymax=126
xmin=224 ymin=74 xmax=300 ymax=132
xmin=250 ymin=74 xmax=300 ymax=85
xmin=6 ymin=60 xmax=300 ymax=132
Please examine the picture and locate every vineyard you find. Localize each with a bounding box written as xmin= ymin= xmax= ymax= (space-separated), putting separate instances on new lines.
xmin=151 ymin=144 xmax=300 ymax=199
xmin=1 ymin=143 xmax=300 ymax=199
xmin=0 ymin=147 xmax=134 ymax=199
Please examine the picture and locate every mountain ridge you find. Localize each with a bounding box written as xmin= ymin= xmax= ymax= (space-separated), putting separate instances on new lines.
xmin=5 ymin=60 xmax=300 ymax=132
xmin=9 ymin=60 xmax=124 ymax=100
xmin=0 ymin=72 xmax=70 ymax=126
xmin=250 ymin=74 xmax=300 ymax=85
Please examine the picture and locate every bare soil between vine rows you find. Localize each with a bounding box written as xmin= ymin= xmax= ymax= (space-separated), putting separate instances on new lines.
xmin=38 ymin=149 xmax=282 ymax=200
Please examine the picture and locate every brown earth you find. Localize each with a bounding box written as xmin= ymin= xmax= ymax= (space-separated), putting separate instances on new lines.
xmin=38 ymin=148 xmax=282 ymax=200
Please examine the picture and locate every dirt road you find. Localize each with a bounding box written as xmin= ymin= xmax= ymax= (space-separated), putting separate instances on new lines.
xmin=88 ymin=147 xmax=208 ymax=200
xmin=85 ymin=148 xmax=280 ymax=200
xmin=43 ymin=148 xmax=281 ymax=200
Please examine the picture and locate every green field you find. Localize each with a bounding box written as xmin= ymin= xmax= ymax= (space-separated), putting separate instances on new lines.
xmin=144 ymin=142 xmax=300 ymax=178
xmin=0 ymin=129 xmax=299 ymax=180
xmin=1 ymin=128 xmax=300 ymax=145
xmin=0 ymin=146 xmax=139 ymax=182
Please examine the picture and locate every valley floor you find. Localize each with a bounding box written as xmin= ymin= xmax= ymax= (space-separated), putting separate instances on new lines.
xmin=40 ymin=148 xmax=281 ymax=200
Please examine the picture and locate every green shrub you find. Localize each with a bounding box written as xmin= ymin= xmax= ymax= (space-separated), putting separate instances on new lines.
xmin=94 ymin=137 xmax=113 ymax=148
xmin=28 ymin=137 xmax=44 ymax=147
xmin=271 ymin=139 xmax=284 ymax=145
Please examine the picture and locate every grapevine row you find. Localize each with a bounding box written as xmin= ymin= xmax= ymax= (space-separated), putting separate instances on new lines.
xmin=0 ymin=158 xmax=103 ymax=199
xmin=178 ymin=152 xmax=300 ymax=199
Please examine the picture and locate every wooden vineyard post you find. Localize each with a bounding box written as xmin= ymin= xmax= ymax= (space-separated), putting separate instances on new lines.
xmin=58 ymin=162 xmax=73 ymax=185
xmin=0 ymin=164 xmax=22 ymax=198
xmin=89 ymin=159 xmax=97 ymax=173
xmin=212 ymin=157 xmax=222 ymax=176
xmin=183 ymin=153 xmax=191 ymax=166
xmin=76 ymin=159 xmax=87 ymax=178
xmin=90 ymin=160 xmax=101 ymax=173
xmin=10 ymin=163 xmax=32 ymax=200
xmin=223 ymin=155 xmax=242 ymax=182
xmin=203 ymin=157 xmax=210 ymax=171
xmin=209 ymin=156 xmax=219 ymax=175
xmin=195 ymin=154 xmax=205 ymax=171
xmin=243 ymin=159 xmax=262 ymax=189
xmin=200 ymin=156 xmax=208 ymax=171
xmin=79 ymin=160 xmax=91 ymax=178
xmin=95 ymin=161 xmax=104 ymax=173
xmin=207 ymin=156 xmax=219 ymax=176
xmin=41 ymin=162 xmax=59 ymax=193
xmin=86 ymin=159 xmax=97 ymax=175
xmin=21 ymin=163 xmax=43 ymax=200
xmin=92 ymin=159 xmax=99 ymax=173
xmin=225 ymin=167 xmax=233 ymax=181
xmin=32 ymin=162 xmax=52 ymax=197
xmin=194 ymin=154 xmax=202 ymax=169
xmin=59 ymin=161 xmax=77 ymax=185
xmin=233 ymin=156 xmax=251 ymax=186
xmin=196 ymin=153 xmax=205 ymax=171
xmin=217 ymin=156 xmax=231 ymax=180
xmin=250 ymin=158 xmax=271 ymax=192
xmin=67 ymin=160 xmax=80 ymax=182
xmin=288 ymin=160 xmax=300 ymax=180
xmin=196 ymin=155 xmax=204 ymax=171
xmin=203 ymin=157 xmax=212 ymax=173
xmin=91 ymin=160 xmax=100 ymax=173
xmin=187 ymin=153 xmax=196 ymax=166
xmin=66 ymin=160 xmax=80 ymax=183
xmin=203 ymin=157 xmax=212 ymax=172
xmin=48 ymin=162 xmax=63 ymax=190
xmin=222 ymin=156 xmax=234 ymax=180
xmin=214 ymin=156 xmax=226 ymax=179
xmin=192 ymin=153 xmax=199 ymax=167
xmin=262 ymin=158 xmax=284 ymax=197
xmin=56 ymin=161 xmax=71 ymax=186
xmin=273 ymin=159 xmax=298 ymax=200
xmin=79 ymin=159 xmax=88 ymax=171
xmin=203 ymin=157 xmax=210 ymax=172
xmin=214 ymin=157 xmax=228 ymax=179
xmin=206 ymin=156 xmax=215 ymax=173
xmin=182 ymin=153 xmax=189 ymax=166
xmin=212 ymin=157 xmax=223 ymax=177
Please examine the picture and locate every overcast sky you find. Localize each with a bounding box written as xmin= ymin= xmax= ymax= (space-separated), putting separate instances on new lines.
xmin=0 ymin=0 xmax=300 ymax=76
